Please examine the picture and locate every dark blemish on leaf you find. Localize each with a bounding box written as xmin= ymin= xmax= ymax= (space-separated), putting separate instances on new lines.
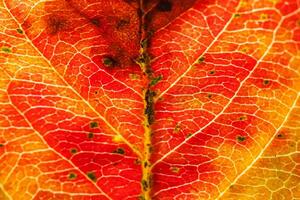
xmin=87 ymin=172 xmax=97 ymax=182
xmin=234 ymin=13 xmax=241 ymax=18
xmin=207 ymin=94 xmax=212 ymax=99
xmin=116 ymin=18 xmax=130 ymax=29
xmin=150 ymin=75 xmax=163 ymax=86
xmin=145 ymin=90 xmax=156 ymax=124
xmin=138 ymin=195 xmax=146 ymax=200
xmin=87 ymin=132 xmax=94 ymax=139
xmin=0 ymin=144 xmax=4 ymax=147
xmin=144 ymin=161 xmax=148 ymax=168
xmin=68 ymin=172 xmax=77 ymax=180
xmin=46 ymin=15 xmax=67 ymax=35
xmin=16 ymin=28 xmax=23 ymax=34
xmin=70 ymin=148 xmax=78 ymax=154
xmin=113 ymin=147 xmax=125 ymax=155
xmin=263 ymin=80 xmax=270 ymax=85
xmin=157 ymin=0 xmax=172 ymax=12
xmin=102 ymin=56 xmax=117 ymax=67
xmin=209 ymin=70 xmax=215 ymax=75
xmin=142 ymin=179 xmax=149 ymax=191
xmin=277 ymin=133 xmax=284 ymax=138
xmin=1 ymin=47 xmax=11 ymax=53
xmin=198 ymin=56 xmax=205 ymax=63
xmin=237 ymin=135 xmax=246 ymax=142
xmin=239 ymin=115 xmax=247 ymax=121
xmin=91 ymin=18 xmax=100 ymax=27
xmin=90 ymin=121 xmax=98 ymax=128
xmin=186 ymin=133 xmax=192 ymax=138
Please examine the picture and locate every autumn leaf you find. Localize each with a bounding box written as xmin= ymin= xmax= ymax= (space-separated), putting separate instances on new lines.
xmin=1 ymin=0 xmax=300 ymax=200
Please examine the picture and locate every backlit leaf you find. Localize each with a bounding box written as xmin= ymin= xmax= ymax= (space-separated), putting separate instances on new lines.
xmin=0 ymin=0 xmax=300 ymax=199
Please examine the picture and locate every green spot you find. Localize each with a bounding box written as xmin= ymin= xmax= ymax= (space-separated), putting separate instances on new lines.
xmin=263 ymin=80 xmax=270 ymax=85
xmin=86 ymin=171 xmax=97 ymax=182
xmin=68 ymin=172 xmax=77 ymax=180
xmin=237 ymin=135 xmax=246 ymax=142
xmin=234 ymin=13 xmax=241 ymax=18
xmin=16 ymin=28 xmax=23 ymax=34
xmin=70 ymin=148 xmax=78 ymax=154
xmin=150 ymin=75 xmax=163 ymax=86
xmin=138 ymin=195 xmax=146 ymax=200
xmin=102 ymin=57 xmax=115 ymax=67
xmin=141 ymin=39 xmax=148 ymax=48
xmin=90 ymin=121 xmax=98 ymax=128
xmin=87 ymin=132 xmax=94 ymax=139
xmin=129 ymin=73 xmax=140 ymax=80
xmin=113 ymin=147 xmax=125 ymax=155
xmin=170 ymin=166 xmax=180 ymax=173
xmin=198 ymin=56 xmax=205 ymax=63
xmin=1 ymin=47 xmax=11 ymax=53
xmin=173 ymin=123 xmax=181 ymax=133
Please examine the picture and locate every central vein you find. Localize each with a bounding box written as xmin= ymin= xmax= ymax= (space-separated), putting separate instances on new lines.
xmin=137 ymin=0 xmax=155 ymax=199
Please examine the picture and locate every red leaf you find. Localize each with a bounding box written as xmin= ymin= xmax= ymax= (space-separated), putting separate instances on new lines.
xmin=1 ymin=0 xmax=300 ymax=199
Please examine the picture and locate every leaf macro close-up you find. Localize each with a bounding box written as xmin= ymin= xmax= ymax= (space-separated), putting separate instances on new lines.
xmin=1 ymin=0 xmax=300 ymax=199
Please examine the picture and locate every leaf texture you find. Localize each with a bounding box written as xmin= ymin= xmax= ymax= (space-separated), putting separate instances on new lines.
xmin=0 ymin=0 xmax=300 ymax=199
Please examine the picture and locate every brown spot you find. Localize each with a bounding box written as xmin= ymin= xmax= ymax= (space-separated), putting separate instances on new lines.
xmin=198 ymin=56 xmax=205 ymax=63
xmin=102 ymin=56 xmax=118 ymax=67
xmin=86 ymin=171 xmax=97 ymax=182
xmin=70 ymin=148 xmax=78 ymax=154
xmin=91 ymin=18 xmax=100 ymax=27
xmin=236 ymin=135 xmax=246 ymax=142
xmin=68 ymin=172 xmax=77 ymax=180
xmin=263 ymin=80 xmax=270 ymax=85
xmin=46 ymin=15 xmax=68 ymax=35
xmin=90 ymin=121 xmax=98 ymax=128
xmin=87 ymin=132 xmax=94 ymax=139
xmin=277 ymin=133 xmax=284 ymax=138
xmin=239 ymin=115 xmax=247 ymax=121
xmin=113 ymin=147 xmax=125 ymax=155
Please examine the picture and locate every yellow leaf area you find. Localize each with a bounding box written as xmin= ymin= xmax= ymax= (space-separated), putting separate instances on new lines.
xmin=219 ymin=98 xmax=300 ymax=199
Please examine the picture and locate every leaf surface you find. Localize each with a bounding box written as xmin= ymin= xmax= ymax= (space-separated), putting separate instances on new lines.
xmin=0 ymin=0 xmax=300 ymax=199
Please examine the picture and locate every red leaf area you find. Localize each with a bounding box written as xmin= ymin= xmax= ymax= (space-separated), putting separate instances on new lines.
xmin=1 ymin=0 xmax=300 ymax=200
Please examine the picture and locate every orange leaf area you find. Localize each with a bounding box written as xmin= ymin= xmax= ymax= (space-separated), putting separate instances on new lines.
xmin=1 ymin=0 xmax=300 ymax=199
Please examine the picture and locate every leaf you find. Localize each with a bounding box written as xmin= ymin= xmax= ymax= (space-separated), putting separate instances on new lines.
xmin=1 ymin=0 xmax=300 ymax=200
